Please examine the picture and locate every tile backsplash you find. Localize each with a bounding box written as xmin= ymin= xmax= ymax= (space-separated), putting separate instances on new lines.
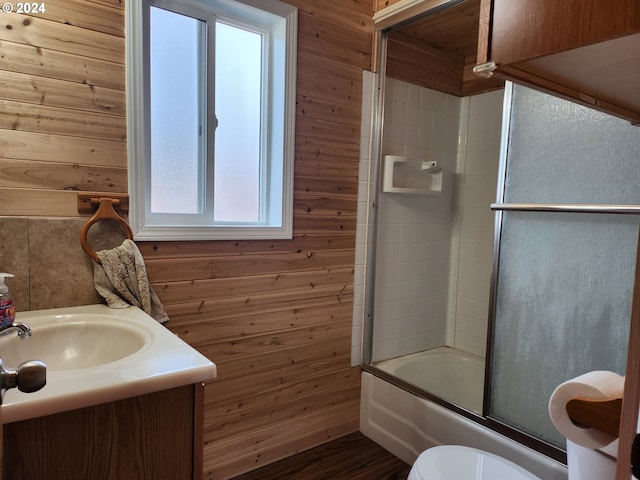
xmin=0 ymin=217 xmax=129 ymax=311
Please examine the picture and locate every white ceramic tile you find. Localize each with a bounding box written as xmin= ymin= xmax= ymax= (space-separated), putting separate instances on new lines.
xmin=372 ymin=313 xmax=396 ymax=341
xmin=361 ymin=80 xmax=504 ymax=364
xmin=457 ymin=260 xmax=492 ymax=284
xmin=454 ymin=331 xmax=486 ymax=357
xmin=372 ymin=340 xmax=396 ymax=362
xmin=432 ymin=90 xmax=447 ymax=112
xmin=358 ymin=150 xmax=371 ymax=176
xmin=407 ymin=82 xmax=422 ymax=106
xmin=456 ymin=277 xmax=491 ymax=303
xmin=392 ymin=78 xmax=408 ymax=103
xmin=459 ymin=240 xmax=494 ymax=265
xmin=404 ymin=124 xmax=421 ymax=153
xmin=459 ymin=207 xmax=495 ymax=229
xmin=351 ymin=345 xmax=362 ymax=367
xmin=458 ymin=96 xmax=470 ymax=133
xmin=353 ymin=283 xmax=365 ymax=308
xmin=353 ymin=265 xmax=366 ymax=286
xmin=420 ymin=87 xmax=434 ymax=110
xmin=352 ymin=323 xmax=363 ymax=345
xmin=455 ymin=305 xmax=489 ymax=336
xmin=396 ymin=334 xmax=424 ymax=357
xmin=406 ymin=103 xmax=421 ymax=127
xmin=397 ymin=316 xmax=425 ymax=336
xmin=446 ymin=291 xmax=458 ymax=314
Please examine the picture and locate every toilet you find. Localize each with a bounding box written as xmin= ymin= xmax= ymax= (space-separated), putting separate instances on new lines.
xmin=408 ymin=445 xmax=541 ymax=480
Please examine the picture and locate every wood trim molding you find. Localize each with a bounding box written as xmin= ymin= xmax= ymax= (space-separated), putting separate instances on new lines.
xmin=615 ymin=229 xmax=640 ymax=479
xmin=374 ymin=0 xmax=463 ymax=31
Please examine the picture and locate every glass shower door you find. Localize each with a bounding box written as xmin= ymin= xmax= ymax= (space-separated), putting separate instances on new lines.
xmin=489 ymin=84 xmax=640 ymax=448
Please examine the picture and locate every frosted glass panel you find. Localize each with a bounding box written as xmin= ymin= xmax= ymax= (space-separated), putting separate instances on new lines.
xmin=491 ymin=212 xmax=634 ymax=447
xmin=214 ymin=22 xmax=262 ymax=223
xmin=504 ymin=86 xmax=640 ymax=205
xmin=150 ymin=7 xmax=204 ymax=214
xmin=491 ymin=85 xmax=640 ymax=449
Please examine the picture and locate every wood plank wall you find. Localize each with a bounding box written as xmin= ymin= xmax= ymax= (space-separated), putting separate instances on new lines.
xmin=387 ymin=32 xmax=464 ymax=95
xmin=386 ymin=33 xmax=503 ymax=96
xmin=0 ymin=0 xmax=373 ymax=478
xmin=0 ymin=0 xmax=127 ymax=215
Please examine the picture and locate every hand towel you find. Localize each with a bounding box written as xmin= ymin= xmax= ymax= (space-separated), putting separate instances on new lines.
xmin=93 ymin=239 xmax=169 ymax=324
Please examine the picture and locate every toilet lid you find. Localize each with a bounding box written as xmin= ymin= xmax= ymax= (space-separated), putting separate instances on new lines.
xmin=411 ymin=445 xmax=542 ymax=480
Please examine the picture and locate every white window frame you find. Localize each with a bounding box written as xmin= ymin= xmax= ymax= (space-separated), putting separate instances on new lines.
xmin=126 ymin=0 xmax=297 ymax=240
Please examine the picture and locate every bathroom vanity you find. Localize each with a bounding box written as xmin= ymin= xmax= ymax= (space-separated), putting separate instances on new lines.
xmin=4 ymin=383 xmax=204 ymax=479
xmin=0 ymin=304 xmax=216 ymax=479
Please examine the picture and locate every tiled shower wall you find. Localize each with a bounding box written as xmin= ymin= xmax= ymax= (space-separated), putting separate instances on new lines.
xmin=451 ymin=89 xmax=504 ymax=356
xmin=353 ymin=72 xmax=504 ymax=363
xmin=372 ymin=77 xmax=461 ymax=362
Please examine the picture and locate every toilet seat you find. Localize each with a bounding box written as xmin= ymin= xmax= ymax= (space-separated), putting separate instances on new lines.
xmin=408 ymin=445 xmax=542 ymax=480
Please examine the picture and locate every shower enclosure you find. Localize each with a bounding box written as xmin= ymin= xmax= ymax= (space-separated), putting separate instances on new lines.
xmin=367 ymin=76 xmax=503 ymax=416
xmin=361 ymin=0 xmax=640 ymax=460
xmin=361 ymin=0 xmax=505 ymax=417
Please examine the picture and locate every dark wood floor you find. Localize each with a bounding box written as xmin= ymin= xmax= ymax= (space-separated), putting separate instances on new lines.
xmin=231 ymin=432 xmax=412 ymax=480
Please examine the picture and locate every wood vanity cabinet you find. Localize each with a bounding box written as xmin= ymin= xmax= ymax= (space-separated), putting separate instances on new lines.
xmin=477 ymin=0 xmax=640 ymax=123
xmin=3 ymin=384 xmax=205 ymax=480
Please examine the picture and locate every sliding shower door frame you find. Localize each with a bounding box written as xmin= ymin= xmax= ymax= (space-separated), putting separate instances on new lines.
xmin=361 ymin=29 xmax=386 ymax=368
xmin=484 ymin=81 xmax=640 ymax=464
xmin=482 ymin=82 xmax=571 ymax=462
xmin=361 ymin=25 xmax=493 ymax=429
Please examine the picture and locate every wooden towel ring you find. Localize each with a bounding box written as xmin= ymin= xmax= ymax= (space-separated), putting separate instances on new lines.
xmin=80 ymin=197 xmax=134 ymax=263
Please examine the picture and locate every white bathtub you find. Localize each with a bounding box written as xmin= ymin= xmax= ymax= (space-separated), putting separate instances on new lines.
xmin=374 ymin=347 xmax=484 ymax=413
xmin=361 ymin=354 xmax=568 ymax=479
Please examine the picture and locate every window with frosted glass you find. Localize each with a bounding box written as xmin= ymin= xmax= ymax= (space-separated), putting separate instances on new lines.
xmin=128 ymin=0 xmax=297 ymax=240
xmin=149 ymin=10 xmax=263 ymax=220
xmin=214 ymin=22 xmax=263 ymax=223
xmin=150 ymin=7 xmax=204 ymax=215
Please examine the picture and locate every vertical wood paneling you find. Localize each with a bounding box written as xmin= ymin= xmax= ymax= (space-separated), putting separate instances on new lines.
xmin=0 ymin=1 xmax=373 ymax=478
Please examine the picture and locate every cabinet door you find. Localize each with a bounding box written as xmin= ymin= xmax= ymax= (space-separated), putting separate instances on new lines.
xmin=477 ymin=0 xmax=640 ymax=123
xmin=487 ymin=0 xmax=640 ymax=65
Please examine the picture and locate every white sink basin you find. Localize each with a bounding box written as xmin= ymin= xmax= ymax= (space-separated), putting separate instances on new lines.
xmin=0 ymin=321 xmax=147 ymax=371
xmin=2 ymin=304 xmax=217 ymax=424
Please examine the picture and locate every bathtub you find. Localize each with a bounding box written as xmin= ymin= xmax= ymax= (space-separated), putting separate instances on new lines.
xmin=374 ymin=347 xmax=484 ymax=413
xmin=361 ymin=353 xmax=568 ymax=480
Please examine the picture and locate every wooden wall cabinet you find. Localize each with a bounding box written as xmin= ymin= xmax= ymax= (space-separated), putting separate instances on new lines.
xmin=3 ymin=384 xmax=204 ymax=480
xmin=477 ymin=0 xmax=640 ymax=123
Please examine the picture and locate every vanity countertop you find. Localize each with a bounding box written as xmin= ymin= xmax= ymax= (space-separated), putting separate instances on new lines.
xmin=1 ymin=304 xmax=216 ymax=423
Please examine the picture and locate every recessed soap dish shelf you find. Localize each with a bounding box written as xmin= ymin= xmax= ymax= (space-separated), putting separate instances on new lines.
xmin=382 ymin=155 xmax=442 ymax=195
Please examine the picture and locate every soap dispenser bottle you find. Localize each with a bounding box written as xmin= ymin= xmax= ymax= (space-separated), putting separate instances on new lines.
xmin=0 ymin=273 xmax=16 ymax=329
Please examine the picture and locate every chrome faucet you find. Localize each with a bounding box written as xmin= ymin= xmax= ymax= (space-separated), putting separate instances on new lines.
xmin=0 ymin=321 xmax=32 ymax=339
